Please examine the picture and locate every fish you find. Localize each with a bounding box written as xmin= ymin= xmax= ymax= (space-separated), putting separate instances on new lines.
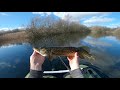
xmin=33 ymin=46 xmax=95 ymax=61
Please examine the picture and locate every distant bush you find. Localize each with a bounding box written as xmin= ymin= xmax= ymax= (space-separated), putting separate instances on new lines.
xmin=90 ymin=26 xmax=112 ymax=35
xmin=89 ymin=26 xmax=113 ymax=38
xmin=26 ymin=15 xmax=91 ymax=40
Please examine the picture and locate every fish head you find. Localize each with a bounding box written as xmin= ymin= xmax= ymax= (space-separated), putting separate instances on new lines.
xmin=33 ymin=47 xmax=49 ymax=56
xmin=39 ymin=47 xmax=49 ymax=56
xmin=39 ymin=47 xmax=55 ymax=61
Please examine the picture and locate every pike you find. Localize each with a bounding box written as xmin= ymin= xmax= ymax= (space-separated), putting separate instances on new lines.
xmin=33 ymin=46 xmax=95 ymax=61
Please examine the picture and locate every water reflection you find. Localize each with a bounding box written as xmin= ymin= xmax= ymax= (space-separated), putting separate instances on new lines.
xmin=0 ymin=43 xmax=33 ymax=78
xmin=30 ymin=33 xmax=89 ymax=48
xmin=81 ymin=36 xmax=120 ymax=77
xmin=0 ymin=34 xmax=120 ymax=78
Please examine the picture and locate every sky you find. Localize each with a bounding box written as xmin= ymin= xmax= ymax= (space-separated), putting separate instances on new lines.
xmin=0 ymin=12 xmax=120 ymax=31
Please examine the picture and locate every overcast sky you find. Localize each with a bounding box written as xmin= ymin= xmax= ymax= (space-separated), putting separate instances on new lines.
xmin=0 ymin=12 xmax=120 ymax=31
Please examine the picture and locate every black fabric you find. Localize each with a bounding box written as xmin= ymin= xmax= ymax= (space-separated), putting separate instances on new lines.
xmin=70 ymin=68 xmax=84 ymax=78
xmin=28 ymin=70 xmax=43 ymax=78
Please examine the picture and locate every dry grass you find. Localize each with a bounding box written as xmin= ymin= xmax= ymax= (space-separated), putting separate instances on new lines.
xmin=113 ymin=28 xmax=120 ymax=35
xmin=0 ymin=31 xmax=29 ymax=46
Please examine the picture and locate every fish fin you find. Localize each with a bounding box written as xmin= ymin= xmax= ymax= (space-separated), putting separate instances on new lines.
xmin=78 ymin=53 xmax=84 ymax=59
xmin=90 ymin=56 xmax=96 ymax=61
xmin=81 ymin=46 xmax=90 ymax=52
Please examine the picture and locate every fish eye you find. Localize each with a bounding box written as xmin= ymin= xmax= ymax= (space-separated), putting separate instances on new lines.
xmin=40 ymin=48 xmax=47 ymax=52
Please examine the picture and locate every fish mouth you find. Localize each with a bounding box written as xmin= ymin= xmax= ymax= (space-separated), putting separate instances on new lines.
xmin=39 ymin=52 xmax=48 ymax=56
xmin=33 ymin=48 xmax=48 ymax=56
xmin=33 ymin=48 xmax=40 ymax=53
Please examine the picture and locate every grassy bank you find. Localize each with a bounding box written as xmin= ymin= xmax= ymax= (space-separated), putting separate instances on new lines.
xmin=0 ymin=31 xmax=29 ymax=46
xmin=112 ymin=28 xmax=120 ymax=39
xmin=89 ymin=26 xmax=120 ymax=38
xmin=112 ymin=28 xmax=120 ymax=36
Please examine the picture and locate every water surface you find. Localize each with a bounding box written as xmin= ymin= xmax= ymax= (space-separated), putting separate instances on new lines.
xmin=0 ymin=34 xmax=120 ymax=78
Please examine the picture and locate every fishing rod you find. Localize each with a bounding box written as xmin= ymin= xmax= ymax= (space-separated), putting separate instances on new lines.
xmin=58 ymin=56 xmax=71 ymax=72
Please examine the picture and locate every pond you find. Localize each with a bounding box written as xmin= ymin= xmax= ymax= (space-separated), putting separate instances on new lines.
xmin=0 ymin=33 xmax=120 ymax=78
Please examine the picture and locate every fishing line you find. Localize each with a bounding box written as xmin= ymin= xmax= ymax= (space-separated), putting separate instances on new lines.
xmin=58 ymin=56 xmax=71 ymax=71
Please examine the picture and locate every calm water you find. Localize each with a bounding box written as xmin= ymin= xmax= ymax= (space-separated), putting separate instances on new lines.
xmin=0 ymin=34 xmax=120 ymax=78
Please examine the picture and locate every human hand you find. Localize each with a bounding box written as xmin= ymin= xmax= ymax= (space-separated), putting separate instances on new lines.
xmin=30 ymin=49 xmax=45 ymax=71
xmin=67 ymin=52 xmax=80 ymax=71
